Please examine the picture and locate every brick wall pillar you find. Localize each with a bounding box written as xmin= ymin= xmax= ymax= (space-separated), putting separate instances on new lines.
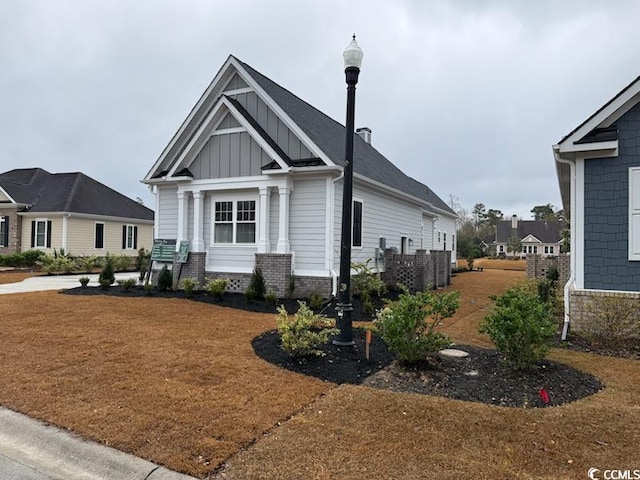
xmin=255 ymin=253 xmax=292 ymax=297
xmin=174 ymin=252 xmax=206 ymax=287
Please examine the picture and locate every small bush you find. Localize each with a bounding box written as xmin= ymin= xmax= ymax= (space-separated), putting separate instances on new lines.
xmin=143 ymin=283 xmax=154 ymax=295
xmin=583 ymin=295 xmax=640 ymax=348
xmin=117 ymin=278 xmax=137 ymax=291
xmin=480 ymin=284 xmax=556 ymax=370
xmin=157 ymin=265 xmax=173 ymax=291
xmin=245 ymin=286 xmax=257 ymax=302
xmin=205 ymin=278 xmax=228 ymax=299
xmin=248 ymin=268 xmax=266 ymax=300
xmin=181 ymin=277 xmax=199 ymax=298
xmin=113 ymin=255 xmax=132 ymax=272
xmin=136 ymin=248 xmax=150 ymax=271
xmin=309 ymin=292 xmax=324 ymax=310
xmin=375 ymin=288 xmax=460 ymax=364
xmin=40 ymin=255 xmax=78 ymax=274
xmin=79 ymin=276 xmax=90 ymax=287
xmin=287 ymin=275 xmax=296 ymax=299
xmin=467 ymin=255 xmax=475 ymax=271
xmin=265 ymin=289 xmax=278 ymax=305
xmin=77 ymin=256 xmax=98 ymax=273
xmin=99 ymin=279 xmax=112 ymax=290
xmin=99 ymin=257 xmax=116 ymax=285
xmin=276 ymin=302 xmax=339 ymax=358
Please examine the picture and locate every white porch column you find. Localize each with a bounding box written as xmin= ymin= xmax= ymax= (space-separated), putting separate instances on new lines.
xmin=177 ymin=191 xmax=188 ymax=245
xmin=257 ymin=186 xmax=271 ymax=253
xmin=192 ymin=190 xmax=205 ymax=252
xmin=276 ymin=185 xmax=291 ymax=253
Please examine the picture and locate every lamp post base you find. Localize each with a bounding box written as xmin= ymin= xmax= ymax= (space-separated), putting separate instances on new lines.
xmin=333 ymin=302 xmax=355 ymax=346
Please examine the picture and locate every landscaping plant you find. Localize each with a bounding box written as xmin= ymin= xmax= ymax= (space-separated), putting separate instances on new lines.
xmin=99 ymin=256 xmax=116 ymax=285
xmin=247 ymin=267 xmax=266 ymax=300
xmin=157 ymin=264 xmax=173 ymax=291
xmin=583 ymin=295 xmax=640 ymax=348
xmin=180 ymin=277 xmax=199 ymax=298
xmin=117 ymin=278 xmax=138 ymax=291
xmin=276 ymin=302 xmax=339 ymax=358
xmin=78 ymin=276 xmax=90 ymax=288
xmin=375 ymin=288 xmax=460 ymax=364
xmin=205 ymin=278 xmax=228 ymax=299
xmin=480 ymin=284 xmax=556 ymax=370
xmin=265 ymin=289 xmax=278 ymax=305
xmin=352 ymin=260 xmax=386 ymax=315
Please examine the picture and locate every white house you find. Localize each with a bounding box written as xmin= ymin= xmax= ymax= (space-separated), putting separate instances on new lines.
xmin=143 ymin=55 xmax=457 ymax=297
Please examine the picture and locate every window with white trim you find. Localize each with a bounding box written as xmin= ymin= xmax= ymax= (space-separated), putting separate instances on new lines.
xmin=214 ymin=200 xmax=256 ymax=244
xmin=32 ymin=219 xmax=49 ymax=248
xmin=629 ymin=167 xmax=640 ymax=260
xmin=95 ymin=222 xmax=105 ymax=249
xmin=123 ymin=224 xmax=137 ymax=250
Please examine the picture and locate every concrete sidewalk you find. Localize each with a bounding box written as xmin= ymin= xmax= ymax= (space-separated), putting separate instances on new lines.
xmin=0 ymin=272 xmax=140 ymax=294
xmin=0 ymin=408 xmax=196 ymax=480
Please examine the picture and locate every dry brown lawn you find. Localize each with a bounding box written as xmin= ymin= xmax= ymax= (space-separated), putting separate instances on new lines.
xmin=0 ymin=270 xmax=41 ymax=284
xmin=457 ymin=257 xmax=527 ymax=271
xmin=1 ymin=269 xmax=639 ymax=479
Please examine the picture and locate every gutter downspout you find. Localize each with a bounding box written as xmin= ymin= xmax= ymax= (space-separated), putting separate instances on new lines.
xmin=553 ymin=146 xmax=576 ymax=340
xmin=330 ymin=172 xmax=345 ymax=296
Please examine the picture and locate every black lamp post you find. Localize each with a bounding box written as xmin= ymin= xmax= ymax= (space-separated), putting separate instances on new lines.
xmin=334 ymin=35 xmax=363 ymax=346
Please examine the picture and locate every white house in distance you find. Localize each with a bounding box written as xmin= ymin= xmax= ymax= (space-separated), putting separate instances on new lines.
xmin=143 ymin=55 xmax=457 ymax=297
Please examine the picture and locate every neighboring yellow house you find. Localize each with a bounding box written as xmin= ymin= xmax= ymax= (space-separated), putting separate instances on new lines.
xmin=0 ymin=168 xmax=154 ymax=257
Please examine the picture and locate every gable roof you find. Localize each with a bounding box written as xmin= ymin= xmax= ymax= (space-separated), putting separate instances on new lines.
xmin=146 ymin=55 xmax=455 ymax=217
xmin=495 ymin=220 xmax=562 ymax=244
xmin=0 ymin=168 xmax=154 ymax=221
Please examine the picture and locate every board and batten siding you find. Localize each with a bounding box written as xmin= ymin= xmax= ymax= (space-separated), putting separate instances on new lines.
xmin=157 ymin=185 xmax=178 ymax=239
xmin=190 ymin=131 xmax=272 ymax=180
xmin=229 ymin=91 xmax=313 ymax=161
xmin=289 ymin=177 xmax=327 ymax=273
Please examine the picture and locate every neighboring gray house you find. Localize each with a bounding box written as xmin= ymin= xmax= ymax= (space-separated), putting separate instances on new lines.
xmin=491 ymin=216 xmax=562 ymax=258
xmin=554 ymin=75 xmax=640 ymax=338
xmin=0 ymin=168 xmax=154 ymax=256
xmin=143 ymin=55 xmax=457 ymax=297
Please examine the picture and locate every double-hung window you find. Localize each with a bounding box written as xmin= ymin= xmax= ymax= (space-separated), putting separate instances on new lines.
xmin=31 ymin=219 xmax=51 ymax=248
xmin=214 ymin=200 xmax=256 ymax=244
xmin=122 ymin=224 xmax=138 ymax=250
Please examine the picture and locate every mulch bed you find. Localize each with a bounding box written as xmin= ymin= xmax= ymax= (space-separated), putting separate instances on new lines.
xmin=66 ymin=285 xmax=605 ymax=409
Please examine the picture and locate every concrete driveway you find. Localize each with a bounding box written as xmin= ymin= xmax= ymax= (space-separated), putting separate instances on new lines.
xmin=0 ymin=272 xmax=140 ymax=294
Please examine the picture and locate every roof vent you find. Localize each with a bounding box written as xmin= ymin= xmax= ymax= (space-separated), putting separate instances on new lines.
xmin=356 ymin=127 xmax=372 ymax=144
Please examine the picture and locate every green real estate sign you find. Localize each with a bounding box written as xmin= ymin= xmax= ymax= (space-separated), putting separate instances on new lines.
xmin=151 ymin=239 xmax=176 ymax=262
xmin=176 ymin=241 xmax=190 ymax=264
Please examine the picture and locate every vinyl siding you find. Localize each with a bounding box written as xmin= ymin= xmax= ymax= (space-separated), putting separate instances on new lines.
xmin=20 ymin=216 xmax=61 ymax=254
xmin=290 ymin=177 xmax=327 ymax=272
xmin=157 ymin=185 xmax=178 ymax=239
xmin=207 ymin=245 xmax=256 ymax=272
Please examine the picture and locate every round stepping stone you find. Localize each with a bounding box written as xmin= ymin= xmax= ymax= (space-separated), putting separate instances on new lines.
xmin=438 ymin=348 xmax=469 ymax=358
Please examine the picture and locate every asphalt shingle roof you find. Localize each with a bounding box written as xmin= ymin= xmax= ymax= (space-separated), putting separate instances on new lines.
xmin=236 ymin=58 xmax=455 ymax=216
xmin=0 ymin=168 xmax=154 ymax=221
xmin=495 ymin=220 xmax=562 ymax=243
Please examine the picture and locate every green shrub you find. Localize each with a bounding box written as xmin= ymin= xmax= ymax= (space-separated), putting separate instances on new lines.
xmin=245 ymin=286 xmax=257 ymax=302
xmin=77 ymin=256 xmax=98 ymax=273
xmin=287 ymin=274 xmax=296 ymax=299
xmin=248 ymin=268 xmax=266 ymax=300
xmin=375 ymin=288 xmax=460 ymax=364
xmin=136 ymin=248 xmax=150 ymax=271
xmin=205 ymin=278 xmax=228 ymax=299
xmin=0 ymin=250 xmax=45 ymax=267
xmin=309 ymin=292 xmax=324 ymax=310
xmin=99 ymin=257 xmax=116 ymax=285
xmin=143 ymin=283 xmax=154 ymax=295
xmin=180 ymin=277 xmax=199 ymax=298
xmin=467 ymin=254 xmax=475 ymax=271
xmin=117 ymin=278 xmax=137 ymax=290
xmin=480 ymin=285 xmax=556 ymax=370
xmin=79 ymin=276 xmax=90 ymax=288
xmin=276 ymin=302 xmax=339 ymax=358
xmin=40 ymin=255 xmax=78 ymax=274
xmin=265 ymin=289 xmax=278 ymax=305
xmin=157 ymin=265 xmax=173 ymax=291
xmin=113 ymin=255 xmax=132 ymax=272
xmin=583 ymin=295 xmax=640 ymax=348
xmin=352 ymin=260 xmax=386 ymax=310
xmin=99 ymin=279 xmax=112 ymax=290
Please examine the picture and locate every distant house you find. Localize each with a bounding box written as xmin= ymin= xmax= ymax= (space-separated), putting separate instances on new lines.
xmin=491 ymin=216 xmax=562 ymax=258
xmin=0 ymin=168 xmax=154 ymax=256
xmin=143 ymin=55 xmax=457 ymax=297
xmin=554 ymin=75 xmax=640 ymax=338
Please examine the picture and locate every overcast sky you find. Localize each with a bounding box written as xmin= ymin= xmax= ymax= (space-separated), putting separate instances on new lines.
xmin=2 ymin=0 xmax=640 ymax=219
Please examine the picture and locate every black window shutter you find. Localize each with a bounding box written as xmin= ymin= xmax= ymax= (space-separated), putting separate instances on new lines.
xmin=1 ymin=216 xmax=8 ymax=247
xmin=46 ymin=220 xmax=52 ymax=248
xmin=133 ymin=226 xmax=138 ymax=250
xmin=31 ymin=221 xmax=35 ymax=248
xmin=122 ymin=225 xmax=127 ymax=249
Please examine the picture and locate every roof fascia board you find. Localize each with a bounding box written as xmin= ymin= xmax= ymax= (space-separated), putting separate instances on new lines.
xmin=167 ymin=96 xmax=290 ymax=178
xmin=353 ymin=172 xmax=436 ymax=212
xmin=0 ymin=186 xmax=18 ymax=204
xmin=144 ymin=55 xmax=237 ymax=182
xmin=559 ymin=82 xmax=640 ymax=148
xmin=231 ymin=58 xmax=336 ymax=168
xmin=558 ymin=139 xmax=618 ymax=156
